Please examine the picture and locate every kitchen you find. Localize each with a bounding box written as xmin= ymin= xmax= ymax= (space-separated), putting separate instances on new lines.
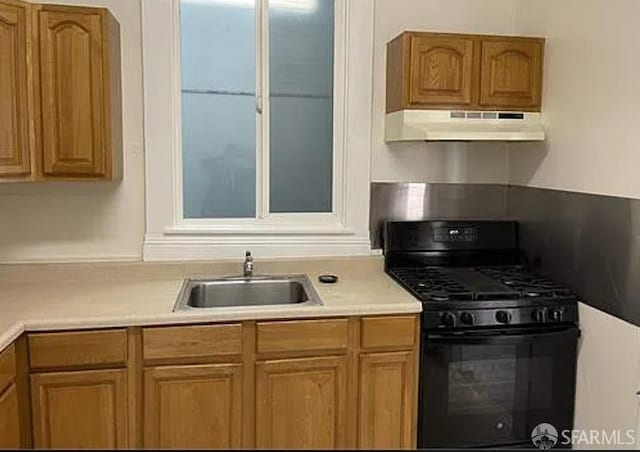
xmin=0 ymin=0 xmax=638 ymax=449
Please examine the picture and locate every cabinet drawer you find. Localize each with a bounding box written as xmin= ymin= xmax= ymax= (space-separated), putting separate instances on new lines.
xmin=0 ymin=345 xmax=16 ymax=393
xmin=28 ymin=329 xmax=127 ymax=369
xmin=361 ymin=316 xmax=417 ymax=350
xmin=257 ymin=319 xmax=349 ymax=354
xmin=143 ymin=324 xmax=243 ymax=361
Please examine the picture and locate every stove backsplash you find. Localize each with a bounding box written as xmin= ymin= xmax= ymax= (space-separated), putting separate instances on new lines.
xmin=370 ymin=182 xmax=640 ymax=327
xmin=369 ymin=183 xmax=509 ymax=249
xmin=508 ymin=185 xmax=640 ymax=327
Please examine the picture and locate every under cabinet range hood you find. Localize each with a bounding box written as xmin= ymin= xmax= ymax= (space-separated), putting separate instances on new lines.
xmin=385 ymin=110 xmax=546 ymax=142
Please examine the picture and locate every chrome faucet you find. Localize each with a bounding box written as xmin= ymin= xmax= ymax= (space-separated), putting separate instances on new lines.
xmin=243 ymin=251 xmax=254 ymax=278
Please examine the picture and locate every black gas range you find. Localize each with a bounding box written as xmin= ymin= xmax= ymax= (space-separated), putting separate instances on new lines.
xmin=384 ymin=220 xmax=579 ymax=449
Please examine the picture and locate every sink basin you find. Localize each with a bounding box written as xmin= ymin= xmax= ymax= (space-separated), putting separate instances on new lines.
xmin=173 ymin=275 xmax=323 ymax=311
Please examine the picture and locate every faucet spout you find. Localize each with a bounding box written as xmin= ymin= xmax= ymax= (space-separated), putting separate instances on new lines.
xmin=243 ymin=251 xmax=254 ymax=278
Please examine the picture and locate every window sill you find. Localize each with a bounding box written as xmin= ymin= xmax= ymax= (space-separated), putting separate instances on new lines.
xmin=164 ymin=223 xmax=356 ymax=236
xmin=143 ymin=232 xmax=372 ymax=261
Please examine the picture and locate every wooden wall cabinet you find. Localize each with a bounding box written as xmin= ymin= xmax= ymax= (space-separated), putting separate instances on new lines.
xmin=0 ymin=0 xmax=122 ymax=183
xmin=387 ymin=31 xmax=544 ymax=113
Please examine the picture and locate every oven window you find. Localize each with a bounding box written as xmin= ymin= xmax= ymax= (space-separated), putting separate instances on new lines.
xmin=448 ymin=356 xmax=552 ymax=416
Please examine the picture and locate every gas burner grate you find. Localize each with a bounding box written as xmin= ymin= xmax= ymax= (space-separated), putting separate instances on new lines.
xmin=477 ymin=266 xmax=573 ymax=298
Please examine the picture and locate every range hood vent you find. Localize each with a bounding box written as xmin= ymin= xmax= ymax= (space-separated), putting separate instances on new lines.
xmin=385 ymin=109 xmax=545 ymax=142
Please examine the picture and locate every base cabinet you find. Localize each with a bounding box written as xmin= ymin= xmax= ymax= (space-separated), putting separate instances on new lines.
xmin=18 ymin=315 xmax=419 ymax=450
xmin=0 ymin=384 xmax=20 ymax=448
xmin=30 ymin=369 xmax=127 ymax=449
xmin=143 ymin=364 xmax=243 ymax=449
xmin=359 ymin=352 xmax=416 ymax=449
xmin=256 ymin=356 xmax=348 ymax=449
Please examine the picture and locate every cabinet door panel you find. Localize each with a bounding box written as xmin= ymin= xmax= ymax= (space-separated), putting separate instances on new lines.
xmin=256 ymin=356 xmax=348 ymax=449
xmin=31 ymin=369 xmax=127 ymax=449
xmin=479 ymin=39 xmax=543 ymax=110
xmin=0 ymin=384 xmax=20 ymax=448
xmin=408 ymin=35 xmax=474 ymax=107
xmin=359 ymin=352 xmax=416 ymax=449
xmin=144 ymin=364 xmax=243 ymax=449
xmin=38 ymin=7 xmax=107 ymax=177
xmin=0 ymin=0 xmax=30 ymax=177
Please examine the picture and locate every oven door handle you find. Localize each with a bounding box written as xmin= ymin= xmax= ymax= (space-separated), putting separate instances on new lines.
xmin=425 ymin=326 xmax=580 ymax=345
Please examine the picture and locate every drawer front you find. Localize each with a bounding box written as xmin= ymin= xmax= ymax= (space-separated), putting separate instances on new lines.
xmin=257 ymin=319 xmax=349 ymax=354
xmin=0 ymin=345 xmax=16 ymax=393
xmin=361 ymin=316 xmax=417 ymax=350
xmin=28 ymin=329 xmax=127 ymax=369
xmin=143 ymin=324 xmax=243 ymax=361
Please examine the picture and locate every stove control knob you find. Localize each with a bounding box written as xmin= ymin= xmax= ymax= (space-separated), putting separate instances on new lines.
xmin=531 ymin=309 xmax=545 ymax=323
xmin=460 ymin=312 xmax=475 ymax=326
xmin=495 ymin=310 xmax=512 ymax=324
xmin=548 ymin=308 xmax=563 ymax=322
xmin=440 ymin=312 xmax=456 ymax=328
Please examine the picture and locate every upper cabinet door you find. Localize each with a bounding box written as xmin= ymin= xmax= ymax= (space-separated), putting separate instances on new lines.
xmin=408 ymin=35 xmax=475 ymax=107
xmin=479 ymin=38 xmax=544 ymax=111
xmin=0 ymin=0 xmax=31 ymax=178
xmin=37 ymin=6 xmax=109 ymax=178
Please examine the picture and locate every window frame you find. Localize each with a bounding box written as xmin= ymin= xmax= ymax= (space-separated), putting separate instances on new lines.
xmin=142 ymin=0 xmax=374 ymax=260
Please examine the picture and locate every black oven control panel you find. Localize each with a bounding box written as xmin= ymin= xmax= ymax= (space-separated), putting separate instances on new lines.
xmin=434 ymin=227 xmax=478 ymax=243
xmin=423 ymin=303 xmax=579 ymax=330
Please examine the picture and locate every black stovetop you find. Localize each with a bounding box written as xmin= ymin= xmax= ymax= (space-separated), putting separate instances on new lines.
xmin=389 ymin=265 xmax=574 ymax=303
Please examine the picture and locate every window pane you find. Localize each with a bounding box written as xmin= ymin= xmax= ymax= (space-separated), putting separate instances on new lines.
xmin=181 ymin=0 xmax=256 ymax=219
xmin=269 ymin=0 xmax=334 ymax=213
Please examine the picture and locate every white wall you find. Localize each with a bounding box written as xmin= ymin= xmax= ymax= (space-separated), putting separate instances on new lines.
xmin=0 ymin=0 xmax=145 ymax=263
xmin=371 ymin=0 xmax=516 ymax=183
xmin=509 ymin=0 xmax=640 ymax=199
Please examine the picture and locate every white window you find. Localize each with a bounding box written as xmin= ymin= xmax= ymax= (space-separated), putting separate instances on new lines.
xmin=142 ymin=0 xmax=374 ymax=260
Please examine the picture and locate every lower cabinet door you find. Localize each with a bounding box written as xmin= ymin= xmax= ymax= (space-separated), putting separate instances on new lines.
xmin=256 ymin=356 xmax=348 ymax=449
xmin=359 ymin=352 xmax=416 ymax=449
xmin=144 ymin=364 xmax=243 ymax=449
xmin=31 ymin=369 xmax=127 ymax=449
xmin=0 ymin=384 xmax=20 ymax=448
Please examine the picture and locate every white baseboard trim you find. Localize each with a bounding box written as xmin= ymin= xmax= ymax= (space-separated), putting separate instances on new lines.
xmin=143 ymin=235 xmax=373 ymax=261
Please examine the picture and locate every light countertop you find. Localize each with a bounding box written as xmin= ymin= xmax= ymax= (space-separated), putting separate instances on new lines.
xmin=0 ymin=255 xmax=421 ymax=351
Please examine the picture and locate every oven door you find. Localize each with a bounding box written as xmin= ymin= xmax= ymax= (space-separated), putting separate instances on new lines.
xmin=419 ymin=325 xmax=579 ymax=448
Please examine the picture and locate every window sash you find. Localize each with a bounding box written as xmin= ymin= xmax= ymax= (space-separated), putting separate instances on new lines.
xmin=173 ymin=0 xmax=345 ymax=226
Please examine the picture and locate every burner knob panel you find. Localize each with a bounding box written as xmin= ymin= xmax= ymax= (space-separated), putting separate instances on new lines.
xmin=440 ymin=312 xmax=456 ymax=327
xmin=531 ymin=309 xmax=545 ymax=323
xmin=495 ymin=310 xmax=512 ymax=324
xmin=460 ymin=312 xmax=475 ymax=326
xmin=548 ymin=308 xmax=563 ymax=322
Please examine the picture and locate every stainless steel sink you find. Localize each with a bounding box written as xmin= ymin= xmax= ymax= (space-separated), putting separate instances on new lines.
xmin=173 ymin=275 xmax=323 ymax=311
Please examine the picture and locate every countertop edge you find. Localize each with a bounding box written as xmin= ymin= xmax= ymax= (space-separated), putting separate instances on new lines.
xmin=0 ymin=302 xmax=422 ymax=352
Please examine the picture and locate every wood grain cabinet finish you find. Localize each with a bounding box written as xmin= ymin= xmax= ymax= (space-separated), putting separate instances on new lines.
xmin=387 ymin=31 xmax=544 ymax=112
xmin=0 ymin=2 xmax=121 ymax=183
xmin=0 ymin=384 xmax=20 ymax=448
xmin=144 ymin=364 xmax=243 ymax=449
xmin=358 ymin=352 xmax=416 ymax=449
xmin=30 ymin=369 xmax=127 ymax=449
xmin=408 ymin=35 xmax=474 ymax=108
xmin=36 ymin=5 xmax=121 ymax=180
xmin=479 ymin=38 xmax=544 ymax=110
xmin=0 ymin=0 xmax=31 ymax=179
xmin=256 ymin=356 xmax=348 ymax=449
